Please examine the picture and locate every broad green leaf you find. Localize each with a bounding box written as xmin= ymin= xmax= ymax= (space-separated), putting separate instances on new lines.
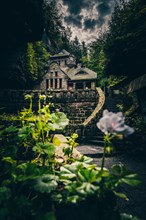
xmin=121 ymin=174 xmax=141 ymax=186
xmin=34 ymin=174 xmax=58 ymax=193
xmin=60 ymin=166 xmax=76 ymax=179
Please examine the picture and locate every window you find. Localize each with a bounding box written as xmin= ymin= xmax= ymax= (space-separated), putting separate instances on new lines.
xmin=46 ymin=79 xmax=49 ymax=89
xmin=55 ymin=79 xmax=58 ymax=89
xmin=68 ymin=82 xmax=73 ymax=90
xmin=59 ymin=79 xmax=62 ymax=89
xmin=55 ymin=71 xmax=58 ymax=77
xmin=58 ymin=60 xmax=60 ymax=66
xmin=86 ymin=82 xmax=91 ymax=89
xmin=65 ymin=60 xmax=67 ymax=66
xmin=50 ymin=79 xmax=53 ymax=88
xmin=76 ymin=83 xmax=83 ymax=89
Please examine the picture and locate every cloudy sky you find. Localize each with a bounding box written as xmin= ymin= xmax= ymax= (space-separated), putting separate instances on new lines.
xmin=57 ymin=0 xmax=119 ymax=43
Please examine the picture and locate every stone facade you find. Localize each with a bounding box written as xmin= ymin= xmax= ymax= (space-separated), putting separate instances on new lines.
xmin=39 ymin=50 xmax=97 ymax=91
xmin=40 ymin=63 xmax=68 ymax=90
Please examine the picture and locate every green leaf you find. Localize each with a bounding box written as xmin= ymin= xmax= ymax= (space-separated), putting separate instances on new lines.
xmin=113 ymin=191 xmax=129 ymax=200
xmin=4 ymin=126 xmax=18 ymax=133
xmin=53 ymin=136 xmax=61 ymax=146
xmin=66 ymin=195 xmax=80 ymax=203
xmin=120 ymin=213 xmax=140 ymax=220
xmin=121 ymin=174 xmax=141 ymax=186
xmin=34 ymin=174 xmax=58 ymax=193
xmin=2 ymin=157 xmax=16 ymax=165
xmin=60 ymin=166 xmax=76 ymax=179
xmin=43 ymin=143 xmax=56 ymax=156
xmin=33 ymin=142 xmax=55 ymax=156
xmin=79 ymin=156 xmax=93 ymax=164
xmin=50 ymin=112 xmax=69 ymax=130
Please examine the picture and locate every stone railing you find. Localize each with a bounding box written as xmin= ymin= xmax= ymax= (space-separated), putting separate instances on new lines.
xmin=0 ymin=89 xmax=98 ymax=112
xmin=0 ymin=89 xmax=103 ymax=139
xmin=82 ymin=87 xmax=105 ymax=126
xmin=0 ymin=89 xmax=97 ymax=103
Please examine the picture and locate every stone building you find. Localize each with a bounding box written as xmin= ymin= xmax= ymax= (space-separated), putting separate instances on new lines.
xmin=40 ymin=50 xmax=97 ymax=90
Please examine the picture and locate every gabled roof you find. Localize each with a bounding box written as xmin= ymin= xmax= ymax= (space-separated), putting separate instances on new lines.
xmin=51 ymin=50 xmax=70 ymax=58
xmin=61 ymin=67 xmax=97 ymax=81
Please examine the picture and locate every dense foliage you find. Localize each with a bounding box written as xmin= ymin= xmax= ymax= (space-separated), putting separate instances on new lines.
xmin=104 ymin=0 xmax=146 ymax=79
xmin=25 ymin=41 xmax=50 ymax=87
xmin=0 ymin=96 xmax=141 ymax=220
xmin=82 ymin=36 xmax=107 ymax=87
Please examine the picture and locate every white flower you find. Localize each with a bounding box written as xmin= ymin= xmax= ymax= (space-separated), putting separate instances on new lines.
xmin=97 ymin=110 xmax=134 ymax=136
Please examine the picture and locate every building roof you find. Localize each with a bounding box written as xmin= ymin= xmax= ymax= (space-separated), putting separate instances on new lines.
xmin=61 ymin=67 xmax=97 ymax=81
xmin=127 ymin=74 xmax=146 ymax=93
xmin=51 ymin=50 xmax=70 ymax=58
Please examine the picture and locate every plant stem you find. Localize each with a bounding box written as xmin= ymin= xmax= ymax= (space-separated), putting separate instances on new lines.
xmin=101 ymin=138 xmax=106 ymax=171
xmin=29 ymin=98 xmax=32 ymax=112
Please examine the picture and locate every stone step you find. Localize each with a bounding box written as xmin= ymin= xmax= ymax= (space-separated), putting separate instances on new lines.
xmin=88 ymin=139 xmax=104 ymax=146
xmin=77 ymin=145 xmax=104 ymax=155
xmin=77 ymin=145 xmax=114 ymax=158
xmin=91 ymin=135 xmax=104 ymax=140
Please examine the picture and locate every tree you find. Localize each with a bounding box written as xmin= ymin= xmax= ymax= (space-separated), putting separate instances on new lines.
xmin=25 ymin=41 xmax=50 ymax=87
xmin=82 ymin=37 xmax=107 ymax=87
xmin=44 ymin=1 xmax=64 ymax=52
xmin=104 ymin=0 xmax=146 ymax=79
xmin=33 ymin=41 xmax=50 ymax=81
xmin=26 ymin=43 xmax=38 ymax=82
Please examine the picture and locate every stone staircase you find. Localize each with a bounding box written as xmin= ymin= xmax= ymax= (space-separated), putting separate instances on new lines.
xmin=104 ymin=96 xmax=120 ymax=112
xmin=79 ymin=95 xmax=121 ymax=158
xmin=88 ymin=130 xmax=104 ymax=146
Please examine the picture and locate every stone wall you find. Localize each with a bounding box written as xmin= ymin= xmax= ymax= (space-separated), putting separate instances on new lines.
xmin=0 ymin=89 xmax=100 ymax=140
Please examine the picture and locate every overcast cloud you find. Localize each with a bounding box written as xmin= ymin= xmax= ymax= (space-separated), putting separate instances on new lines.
xmin=57 ymin=0 xmax=119 ymax=43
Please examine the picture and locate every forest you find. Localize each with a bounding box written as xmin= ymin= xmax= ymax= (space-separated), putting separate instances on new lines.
xmin=1 ymin=0 xmax=145 ymax=89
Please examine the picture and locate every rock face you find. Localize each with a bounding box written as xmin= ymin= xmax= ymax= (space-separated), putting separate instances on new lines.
xmin=0 ymin=0 xmax=44 ymax=88
xmin=53 ymin=134 xmax=82 ymax=162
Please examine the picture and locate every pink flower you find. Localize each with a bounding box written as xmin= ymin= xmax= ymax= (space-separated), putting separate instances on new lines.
xmin=97 ymin=110 xmax=134 ymax=136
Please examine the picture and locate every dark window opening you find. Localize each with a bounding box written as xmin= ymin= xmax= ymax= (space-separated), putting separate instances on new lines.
xmin=68 ymin=82 xmax=73 ymax=90
xmin=55 ymin=71 xmax=58 ymax=77
xmin=58 ymin=61 xmax=60 ymax=66
xmin=55 ymin=79 xmax=58 ymax=89
xmin=76 ymin=83 xmax=83 ymax=89
xmin=86 ymin=82 xmax=91 ymax=89
xmin=65 ymin=60 xmax=67 ymax=65
xmin=59 ymin=79 xmax=62 ymax=89
xmin=50 ymin=79 xmax=53 ymax=88
xmin=76 ymin=71 xmax=87 ymax=75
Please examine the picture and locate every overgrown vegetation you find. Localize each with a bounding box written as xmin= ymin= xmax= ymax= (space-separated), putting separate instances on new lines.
xmin=0 ymin=96 xmax=141 ymax=220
